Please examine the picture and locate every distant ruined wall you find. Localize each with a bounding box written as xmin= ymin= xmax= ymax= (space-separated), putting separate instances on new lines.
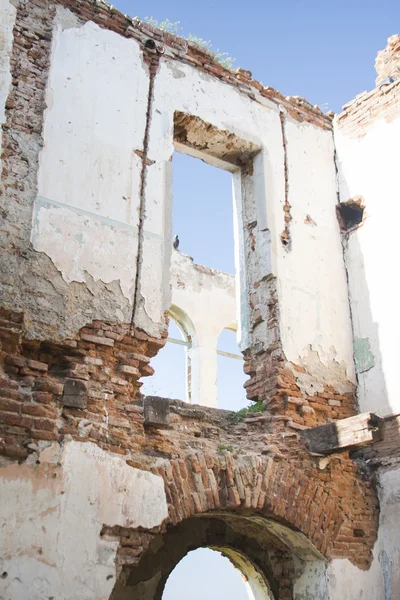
xmin=170 ymin=251 xmax=236 ymax=407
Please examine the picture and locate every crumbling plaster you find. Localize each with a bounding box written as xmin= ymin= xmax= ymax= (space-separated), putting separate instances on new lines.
xmin=148 ymin=55 xmax=283 ymax=353
xmin=146 ymin=56 xmax=355 ymax=385
xmin=0 ymin=0 xmax=16 ymax=175
xmin=2 ymin=2 xmax=356 ymax=389
xmin=33 ymin=19 xmax=149 ymax=301
xmin=170 ymin=250 xmax=236 ymax=407
xmin=0 ymin=4 xmax=135 ymax=342
xmin=279 ymin=119 xmax=355 ymax=384
xmin=0 ymin=4 xmax=398 ymax=599
xmin=334 ymin=112 xmax=400 ymax=415
xmin=327 ymin=466 xmax=400 ymax=600
xmin=0 ymin=440 xmax=168 ymax=600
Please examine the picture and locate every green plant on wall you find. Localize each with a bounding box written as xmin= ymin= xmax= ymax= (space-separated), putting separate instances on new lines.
xmin=230 ymin=400 xmax=264 ymax=423
xmin=143 ymin=17 xmax=181 ymax=35
xmin=216 ymin=444 xmax=234 ymax=452
xmin=143 ymin=17 xmax=236 ymax=70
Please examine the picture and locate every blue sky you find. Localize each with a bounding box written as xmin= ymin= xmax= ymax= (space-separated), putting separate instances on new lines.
xmin=114 ymin=0 xmax=399 ymax=114
xmin=111 ymin=0 xmax=398 ymax=595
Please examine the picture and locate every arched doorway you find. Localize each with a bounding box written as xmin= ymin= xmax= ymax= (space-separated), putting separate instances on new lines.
xmin=162 ymin=547 xmax=252 ymax=600
xmin=109 ymin=513 xmax=324 ymax=600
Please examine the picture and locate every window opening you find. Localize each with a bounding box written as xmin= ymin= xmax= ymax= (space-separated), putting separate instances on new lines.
xmin=162 ymin=548 xmax=251 ymax=600
xmin=172 ymin=151 xmax=235 ymax=274
xmin=141 ymin=316 xmax=188 ymax=400
xmin=217 ymin=328 xmax=248 ymax=411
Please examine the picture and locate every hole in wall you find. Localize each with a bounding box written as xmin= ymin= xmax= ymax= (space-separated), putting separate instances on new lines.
xmin=336 ymin=197 xmax=365 ymax=232
xmin=162 ymin=548 xmax=251 ymax=600
xmin=144 ymin=39 xmax=156 ymax=50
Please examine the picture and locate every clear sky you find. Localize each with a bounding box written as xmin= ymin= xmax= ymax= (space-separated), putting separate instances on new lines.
xmin=113 ymin=0 xmax=400 ymax=114
xmin=110 ymin=0 xmax=399 ymax=595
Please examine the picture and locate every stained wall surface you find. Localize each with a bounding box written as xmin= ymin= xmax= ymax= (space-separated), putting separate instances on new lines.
xmin=0 ymin=0 xmax=356 ymax=396
xmin=335 ymin=82 xmax=400 ymax=416
xmin=33 ymin=19 xmax=148 ymax=302
xmin=0 ymin=0 xmax=16 ymax=175
xmin=0 ymin=441 xmax=168 ymax=600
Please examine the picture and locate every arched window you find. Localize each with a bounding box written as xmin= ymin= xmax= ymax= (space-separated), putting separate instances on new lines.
xmin=217 ymin=327 xmax=248 ymax=411
xmin=141 ymin=305 xmax=196 ymax=402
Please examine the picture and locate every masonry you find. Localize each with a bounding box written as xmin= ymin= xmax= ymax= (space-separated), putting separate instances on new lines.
xmin=0 ymin=1 xmax=399 ymax=598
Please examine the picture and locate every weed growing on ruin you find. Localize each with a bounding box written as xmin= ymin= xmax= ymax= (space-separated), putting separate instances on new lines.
xmin=143 ymin=17 xmax=181 ymax=35
xmin=143 ymin=17 xmax=236 ymax=70
xmin=187 ymin=35 xmax=236 ymax=70
xmin=217 ymin=444 xmax=234 ymax=452
xmin=230 ymin=400 xmax=264 ymax=423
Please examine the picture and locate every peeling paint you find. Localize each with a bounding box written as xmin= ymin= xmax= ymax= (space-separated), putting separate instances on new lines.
xmin=335 ymin=111 xmax=400 ymax=415
xmin=289 ymin=346 xmax=355 ymax=396
xmin=0 ymin=441 xmax=167 ymax=600
xmin=0 ymin=0 xmax=17 ymax=175
xmin=354 ymin=337 xmax=375 ymax=373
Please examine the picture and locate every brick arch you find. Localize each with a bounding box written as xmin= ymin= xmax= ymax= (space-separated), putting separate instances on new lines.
xmin=106 ymin=449 xmax=377 ymax=598
xmin=109 ymin=514 xmax=295 ymax=600
xmin=148 ymin=450 xmax=377 ymax=566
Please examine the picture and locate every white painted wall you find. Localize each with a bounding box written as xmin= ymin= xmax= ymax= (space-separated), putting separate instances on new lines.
xmin=33 ymin=19 xmax=149 ymax=302
xmin=279 ymin=119 xmax=355 ymax=383
xmin=0 ymin=0 xmax=16 ymax=176
xmin=0 ymin=441 xmax=167 ymax=600
xmin=170 ymin=251 xmax=236 ymax=407
xmin=147 ymin=56 xmax=284 ymax=350
xmin=31 ymin=13 xmax=355 ymax=383
xmin=148 ymin=58 xmax=354 ymax=382
xmin=335 ymin=113 xmax=400 ymax=415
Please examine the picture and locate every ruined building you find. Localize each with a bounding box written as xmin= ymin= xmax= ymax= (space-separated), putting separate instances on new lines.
xmin=0 ymin=1 xmax=399 ymax=598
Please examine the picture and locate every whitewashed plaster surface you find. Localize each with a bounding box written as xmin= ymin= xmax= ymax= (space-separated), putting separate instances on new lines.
xmin=30 ymin=20 xmax=356 ymax=377
xmin=0 ymin=0 xmax=16 ymax=176
xmin=146 ymin=56 xmax=285 ymax=348
xmin=33 ymin=19 xmax=149 ymax=301
xmin=148 ymin=58 xmax=354 ymax=380
xmin=335 ymin=113 xmax=400 ymax=415
xmin=170 ymin=251 xmax=236 ymax=407
xmin=279 ymin=120 xmax=355 ymax=383
xmin=0 ymin=440 xmax=167 ymax=600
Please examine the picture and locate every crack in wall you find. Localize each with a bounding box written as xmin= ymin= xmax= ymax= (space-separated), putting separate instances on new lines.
xmin=130 ymin=49 xmax=161 ymax=331
xmin=332 ymin=137 xmax=361 ymax=410
xmin=279 ymin=107 xmax=292 ymax=250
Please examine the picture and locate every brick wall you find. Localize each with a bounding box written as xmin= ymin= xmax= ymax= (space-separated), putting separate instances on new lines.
xmin=0 ymin=309 xmax=378 ymax=576
xmin=336 ymin=80 xmax=400 ymax=139
xmin=375 ymin=34 xmax=400 ymax=85
xmin=243 ymin=279 xmax=357 ymax=428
